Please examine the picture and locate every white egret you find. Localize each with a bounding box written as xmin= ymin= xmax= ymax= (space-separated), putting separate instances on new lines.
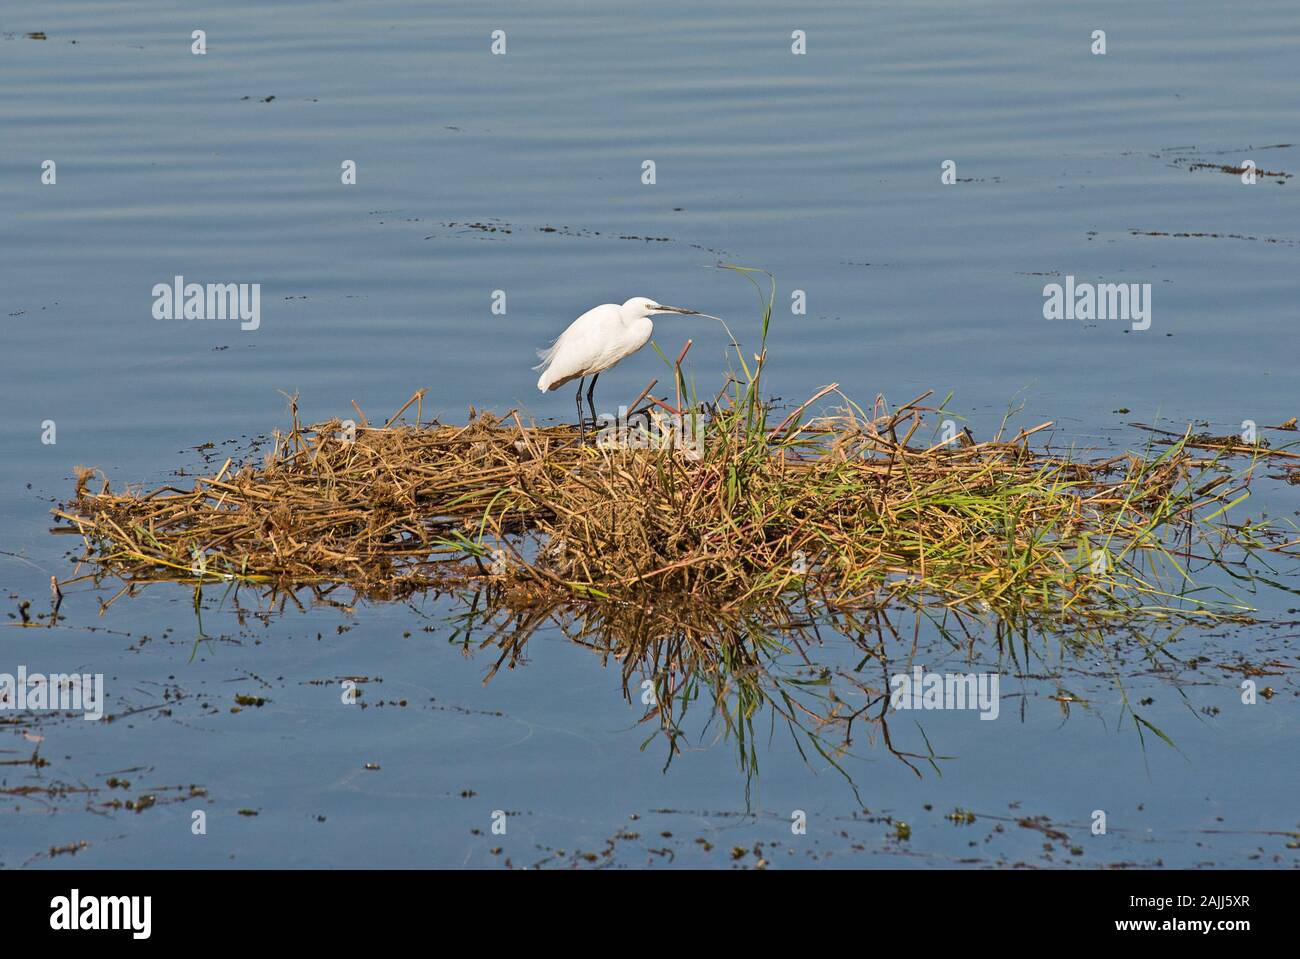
xmin=535 ymin=296 xmax=706 ymax=431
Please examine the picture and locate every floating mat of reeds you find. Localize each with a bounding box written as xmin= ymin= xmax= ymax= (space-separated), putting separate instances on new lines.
xmin=53 ymin=386 xmax=1287 ymax=625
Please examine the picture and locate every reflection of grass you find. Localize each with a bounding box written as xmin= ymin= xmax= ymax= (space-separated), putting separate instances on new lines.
xmin=437 ymin=586 xmax=1260 ymax=798
xmin=441 ymin=591 xmax=883 ymax=803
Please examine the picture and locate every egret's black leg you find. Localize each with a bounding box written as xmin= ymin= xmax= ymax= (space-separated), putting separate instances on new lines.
xmin=575 ymin=377 xmax=586 ymax=436
xmin=585 ymin=372 xmax=600 ymax=429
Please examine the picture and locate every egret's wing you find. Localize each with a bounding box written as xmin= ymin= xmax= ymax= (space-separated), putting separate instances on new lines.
xmin=533 ymin=305 xmax=614 ymax=372
xmin=535 ymin=304 xmax=624 ymax=391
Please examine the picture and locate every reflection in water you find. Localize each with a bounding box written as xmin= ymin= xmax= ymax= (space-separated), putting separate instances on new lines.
xmin=437 ymin=583 xmax=1265 ymax=800
xmin=70 ymin=565 xmax=1267 ymax=808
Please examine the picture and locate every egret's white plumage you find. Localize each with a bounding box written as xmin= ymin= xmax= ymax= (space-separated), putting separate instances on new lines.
xmin=534 ymin=296 xmax=703 ymax=430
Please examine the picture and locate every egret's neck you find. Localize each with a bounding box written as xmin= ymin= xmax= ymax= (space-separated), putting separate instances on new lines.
xmin=624 ymin=311 xmax=654 ymax=346
xmin=619 ymin=306 xmax=653 ymax=330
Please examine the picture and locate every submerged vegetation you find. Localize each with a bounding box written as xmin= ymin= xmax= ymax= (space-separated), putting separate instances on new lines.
xmin=52 ymin=267 xmax=1299 ymax=782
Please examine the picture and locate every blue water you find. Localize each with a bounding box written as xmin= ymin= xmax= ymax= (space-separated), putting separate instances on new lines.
xmin=2 ymin=0 xmax=1297 ymax=867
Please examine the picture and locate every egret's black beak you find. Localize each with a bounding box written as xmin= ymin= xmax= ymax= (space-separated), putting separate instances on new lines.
xmin=657 ymin=305 xmax=700 ymax=315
